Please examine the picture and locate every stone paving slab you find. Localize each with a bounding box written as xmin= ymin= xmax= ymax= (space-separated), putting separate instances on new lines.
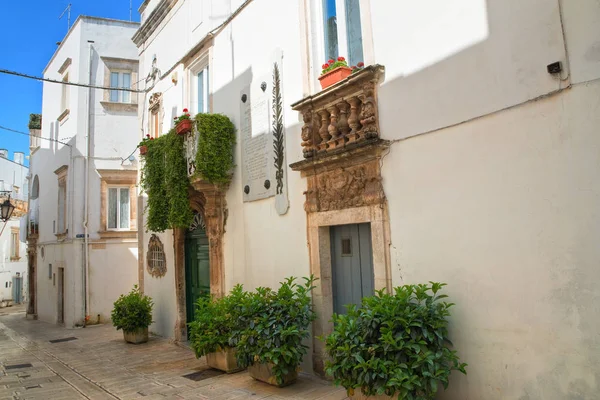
xmin=0 ymin=314 xmax=348 ymax=400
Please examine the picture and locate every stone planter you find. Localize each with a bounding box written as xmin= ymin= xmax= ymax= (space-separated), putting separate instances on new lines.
xmin=318 ymin=66 xmax=352 ymax=89
xmin=123 ymin=327 xmax=149 ymax=344
xmin=139 ymin=145 xmax=148 ymax=155
xmin=206 ymin=347 xmax=244 ymax=373
xmin=248 ymin=362 xmax=298 ymax=387
xmin=176 ymin=119 xmax=192 ymax=135
xmin=349 ymin=389 xmax=395 ymax=399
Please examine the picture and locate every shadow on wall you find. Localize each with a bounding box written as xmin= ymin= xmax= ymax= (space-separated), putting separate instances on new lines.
xmin=376 ymin=0 xmax=566 ymax=141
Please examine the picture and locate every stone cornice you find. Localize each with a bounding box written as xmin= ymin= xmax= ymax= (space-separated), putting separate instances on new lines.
xmin=132 ymin=0 xmax=179 ymax=47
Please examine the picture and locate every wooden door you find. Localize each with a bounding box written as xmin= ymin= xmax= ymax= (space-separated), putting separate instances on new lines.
xmin=330 ymin=223 xmax=374 ymax=315
xmin=185 ymin=216 xmax=210 ymax=329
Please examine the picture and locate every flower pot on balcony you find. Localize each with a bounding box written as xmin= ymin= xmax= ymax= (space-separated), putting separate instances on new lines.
xmin=176 ymin=119 xmax=192 ymax=135
xmin=248 ymin=362 xmax=298 ymax=387
xmin=123 ymin=327 xmax=149 ymax=344
xmin=319 ymin=66 xmax=353 ymax=89
xmin=139 ymin=145 xmax=148 ymax=156
xmin=206 ymin=347 xmax=244 ymax=373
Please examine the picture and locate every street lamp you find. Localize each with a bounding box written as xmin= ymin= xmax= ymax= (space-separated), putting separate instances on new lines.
xmin=0 ymin=195 xmax=15 ymax=222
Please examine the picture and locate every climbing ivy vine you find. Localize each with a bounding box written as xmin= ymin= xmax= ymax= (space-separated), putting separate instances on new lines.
xmin=195 ymin=113 xmax=236 ymax=185
xmin=141 ymin=114 xmax=235 ymax=233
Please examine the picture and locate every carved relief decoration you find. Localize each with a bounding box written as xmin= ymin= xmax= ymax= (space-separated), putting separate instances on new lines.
xmin=149 ymin=92 xmax=162 ymax=111
xmin=304 ymin=159 xmax=384 ymax=213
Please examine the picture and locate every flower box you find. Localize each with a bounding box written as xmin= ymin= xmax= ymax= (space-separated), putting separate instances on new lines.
xmin=139 ymin=145 xmax=148 ymax=155
xmin=319 ymin=66 xmax=353 ymax=89
xmin=206 ymin=347 xmax=244 ymax=373
xmin=176 ymin=119 xmax=192 ymax=135
xmin=248 ymin=362 xmax=298 ymax=387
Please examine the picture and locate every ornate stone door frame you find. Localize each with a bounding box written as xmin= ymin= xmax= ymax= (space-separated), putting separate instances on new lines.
xmin=291 ymin=139 xmax=392 ymax=376
xmin=172 ymin=180 xmax=227 ymax=341
xmin=308 ymin=203 xmax=392 ymax=374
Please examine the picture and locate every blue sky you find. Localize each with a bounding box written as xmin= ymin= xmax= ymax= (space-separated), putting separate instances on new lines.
xmin=0 ymin=1 xmax=139 ymax=166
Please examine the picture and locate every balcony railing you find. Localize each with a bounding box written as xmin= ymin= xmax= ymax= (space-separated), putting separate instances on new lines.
xmin=291 ymin=65 xmax=385 ymax=160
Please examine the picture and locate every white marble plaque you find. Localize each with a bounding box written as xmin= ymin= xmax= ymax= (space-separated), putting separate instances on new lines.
xmin=241 ymin=77 xmax=275 ymax=202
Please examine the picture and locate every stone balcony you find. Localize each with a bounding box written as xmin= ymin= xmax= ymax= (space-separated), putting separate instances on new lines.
xmin=290 ymin=64 xmax=385 ymax=164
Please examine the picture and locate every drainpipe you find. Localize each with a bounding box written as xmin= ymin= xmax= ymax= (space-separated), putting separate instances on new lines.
xmin=83 ymin=40 xmax=95 ymax=326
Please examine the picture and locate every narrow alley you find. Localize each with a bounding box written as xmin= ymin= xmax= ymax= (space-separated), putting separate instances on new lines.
xmin=0 ymin=312 xmax=347 ymax=400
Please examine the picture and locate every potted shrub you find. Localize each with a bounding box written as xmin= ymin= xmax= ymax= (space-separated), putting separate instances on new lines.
xmin=138 ymin=134 xmax=153 ymax=156
xmin=319 ymin=57 xmax=352 ymax=89
xmin=232 ymin=276 xmax=317 ymax=387
xmin=111 ymin=285 xmax=154 ymax=344
xmin=324 ymin=282 xmax=467 ymax=399
xmin=188 ymin=285 xmax=247 ymax=373
xmin=174 ymin=108 xmax=192 ymax=135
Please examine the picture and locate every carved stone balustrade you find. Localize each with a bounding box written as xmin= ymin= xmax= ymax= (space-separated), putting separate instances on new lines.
xmin=291 ymin=65 xmax=385 ymax=160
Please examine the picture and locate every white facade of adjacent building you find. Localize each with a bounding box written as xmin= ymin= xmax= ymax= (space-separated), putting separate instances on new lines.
xmin=28 ymin=16 xmax=141 ymax=328
xmin=133 ymin=0 xmax=600 ymax=398
xmin=0 ymin=151 xmax=28 ymax=305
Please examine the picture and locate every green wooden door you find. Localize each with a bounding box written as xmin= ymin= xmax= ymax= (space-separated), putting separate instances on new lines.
xmin=185 ymin=214 xmax=210 ymax=329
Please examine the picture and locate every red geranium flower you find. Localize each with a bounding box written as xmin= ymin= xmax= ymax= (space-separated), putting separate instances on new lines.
xmin=322 ymin=64 xmax=329 ymax=69
xmin=351 ymin=65 xmax=357 ymax=69
xmin=146 ymin=134 xmax=150 ymax=138
xmin=183 ymin=108 xmax=189 ymax=113
xmin=337 ymin=56 xmax=345 ymax=61
xmin=357 ymin=61 xmax=364 ymax=67
xmin=328 ymin=59 xmax=334 ymax=64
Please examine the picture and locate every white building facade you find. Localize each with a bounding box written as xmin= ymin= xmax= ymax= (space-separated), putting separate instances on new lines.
xmin=133 ymin=1 xmax=600 ymax=398
xmin=28 ymin=16 xmax=141 ymax=328
xmin=0 ymin=151 xmax=28 ymax=305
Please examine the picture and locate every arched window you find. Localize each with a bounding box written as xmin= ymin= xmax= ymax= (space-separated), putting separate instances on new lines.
xmin=31 ymin=175 xmax=39 ymax=199
xmin=147 ymin=234 xmax=166 ymax=278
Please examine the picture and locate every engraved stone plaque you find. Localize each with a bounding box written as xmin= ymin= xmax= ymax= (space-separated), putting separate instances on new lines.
xmin=240 ymin=76 xmax=275 ymax=202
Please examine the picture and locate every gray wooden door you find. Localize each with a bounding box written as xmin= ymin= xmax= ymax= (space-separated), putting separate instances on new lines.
xmin=330 ymin=223 xmax=374 ymax=315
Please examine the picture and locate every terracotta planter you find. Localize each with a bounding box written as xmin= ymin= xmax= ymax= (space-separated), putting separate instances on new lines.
xmin=123 ymin=327 xmax=149 ymax=344
xmin=206 ymin=347 xmax=244 ymax=373
xmin=176 ymin=119 xmax=192 ymax=135
xmin=319 ymin=66 xmax=353 ymax=89
xmin=139 ymin=145 xmax=148 ymax=156
xmin=248 ymin=362 xmax=298 ymax=387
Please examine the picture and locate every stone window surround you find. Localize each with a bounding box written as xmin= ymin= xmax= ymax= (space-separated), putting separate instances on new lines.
xmin=98 ymin=169 xmax=137 ymax=239
xmin=10 ymin=227 xmax=20 ymax=261
xmin=100 ymin=56 xmax=139 ymax=113
xmin=54 ymin=165 xmax=68 ymax=239
xmin=185 ymin=48 xmax=212 ymax=115
xmin=147 ymin=234 xmax=167 ymax=278
xmin=148 ymin=92 xmax=164 ymax=138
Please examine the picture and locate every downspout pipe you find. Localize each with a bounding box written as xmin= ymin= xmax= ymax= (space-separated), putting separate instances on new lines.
xmin=83 ymin=40 xmax=94 ymax=326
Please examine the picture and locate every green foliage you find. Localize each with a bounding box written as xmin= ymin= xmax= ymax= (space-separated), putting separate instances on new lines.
xmin=164 ymin=132 xmax=193 ymax=228
xmin=232 ymin=276 xmax=317 ymax=386
xmin=111 ymin=285 xmax=154 ymax=332
xmin=324 ymin=283 xmax=467 ymax=399
xmin=140 ymin=131 xmax=193 ymax=232
xmin=28 ymin=114 xmax=41 ymax=130
xmin=195 ymin=113 xmax=236 ymax=184
xmin=188 ymin=285 xmax=248 ymax=358
xmin=140 ymin=136 xmax=169 ymax=232
xmin=272 ymin=63 xmax=284 ymax=195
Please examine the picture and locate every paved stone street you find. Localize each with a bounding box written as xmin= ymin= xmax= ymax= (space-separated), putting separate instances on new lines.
xmin=0 ymin=313 xmax=347 ymax=400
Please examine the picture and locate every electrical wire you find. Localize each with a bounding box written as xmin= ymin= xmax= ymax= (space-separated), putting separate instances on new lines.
xmin=0 ymin=124 xmax=72 ymax=147
xmin=0 ymin=68 xmax=143 ymax=93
